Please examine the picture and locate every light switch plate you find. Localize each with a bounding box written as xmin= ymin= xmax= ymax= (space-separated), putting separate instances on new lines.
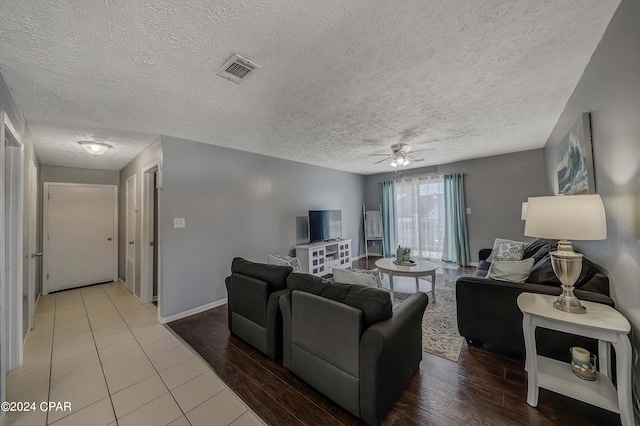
xmin=173 ymin=218 xmax=185 ymax=228
xmin=465 ymin=207 xmax=471 ymax=214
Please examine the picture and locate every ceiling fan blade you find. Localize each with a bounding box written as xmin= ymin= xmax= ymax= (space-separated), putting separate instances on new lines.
xmin=412 ymin=158 xmax=426 ymax=162
xmin=374 ymin=157 xmax=391 ymax=164
xmin=410 ymin=147 xmax=435 ymax=154
xmin=368 ymin=153 xmax=391 ymax=157
xmin=399 ymin=144 xmax=413 ymax=154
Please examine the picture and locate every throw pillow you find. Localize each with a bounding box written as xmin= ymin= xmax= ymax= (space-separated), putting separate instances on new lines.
xmin=522 ymin=238 xmax=558 ymax=259
xmin=332 ymin=268 xmax=383 ymax=289
xmin=486 ymin=258 xmax=535 ymax=283
xmin=527 ymin=254 xmax=597 ymax=288
xmin=474 ymin=260 xmax=491 ymax=278
xmin=494 ymin=241 xmax=526 ymax=261
xmin=529 ymin=244 xmax=551 ymax=265
xmin=486 ymin=238 xmax=527 ymax=262
xmin=268 ymin=254 xmax=302 ymax=273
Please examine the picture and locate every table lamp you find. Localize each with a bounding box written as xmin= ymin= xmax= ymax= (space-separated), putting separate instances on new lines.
xmin=524 ymin=194 xmax=606 ymax=313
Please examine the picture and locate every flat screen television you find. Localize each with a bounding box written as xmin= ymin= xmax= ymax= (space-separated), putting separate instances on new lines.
xmin=308 ymin=210 xmax=342 ymax=242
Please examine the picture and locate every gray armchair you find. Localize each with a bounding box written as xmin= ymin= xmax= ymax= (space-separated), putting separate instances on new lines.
xmin=225 ymin=257 xmax=292 ymax=360
xmin=280 ymin=273 xmax=428 ymax=425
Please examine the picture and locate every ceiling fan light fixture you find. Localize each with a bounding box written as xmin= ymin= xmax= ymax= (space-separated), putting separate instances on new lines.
xmin=79 ymin=141 xmax=111 ymax=156
xmin=373 ymin=142 xmax=434 ymax=168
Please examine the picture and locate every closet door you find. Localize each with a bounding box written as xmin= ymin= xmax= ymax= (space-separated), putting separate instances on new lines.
xmin=44 ymin=184 xmax=117 ymax=293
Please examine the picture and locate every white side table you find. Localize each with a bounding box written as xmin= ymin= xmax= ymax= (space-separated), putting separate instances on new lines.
xmin=517 ymin=293 xmax=633 ymax=426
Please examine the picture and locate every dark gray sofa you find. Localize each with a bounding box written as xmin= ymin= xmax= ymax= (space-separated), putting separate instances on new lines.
xmin=280 ymin=272 xmax=428 ymax=426
xmin=456 ymin=239 xmax=613 ymax=358
xmin=225 ymin=257 xmax=293 ymax=360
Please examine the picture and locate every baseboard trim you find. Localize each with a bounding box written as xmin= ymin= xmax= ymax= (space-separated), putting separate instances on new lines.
xmin=470 ymin=261 xmax=478 ymax=267
xmin=159 ymin=298 xmax=228 ymax=324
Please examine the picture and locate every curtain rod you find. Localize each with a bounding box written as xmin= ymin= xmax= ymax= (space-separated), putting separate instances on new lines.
xmin=394 ymin=174 xmax=444 ymax=182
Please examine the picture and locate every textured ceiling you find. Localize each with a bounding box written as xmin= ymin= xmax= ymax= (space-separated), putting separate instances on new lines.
xmin=0 ymin=0 xmax=620 ymax=174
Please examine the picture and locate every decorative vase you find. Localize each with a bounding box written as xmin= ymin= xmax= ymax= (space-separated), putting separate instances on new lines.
xmin=402 ymin=254 xmax=411 ymax=263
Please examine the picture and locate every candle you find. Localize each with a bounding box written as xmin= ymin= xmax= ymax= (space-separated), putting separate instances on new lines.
xmin=571 ymin=347 xmax=590 ymax=365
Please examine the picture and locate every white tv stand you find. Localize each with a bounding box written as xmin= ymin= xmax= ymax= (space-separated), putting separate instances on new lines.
xmin=295 ymin=239 xmax=352 ymax=276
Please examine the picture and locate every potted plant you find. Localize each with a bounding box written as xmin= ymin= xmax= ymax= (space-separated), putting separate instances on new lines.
xmin=401 ymin=247 xmax=411 ymax=263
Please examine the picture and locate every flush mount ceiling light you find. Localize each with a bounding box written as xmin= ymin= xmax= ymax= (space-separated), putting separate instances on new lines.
xmin=79 ymin=141 xmax=111 ymax=156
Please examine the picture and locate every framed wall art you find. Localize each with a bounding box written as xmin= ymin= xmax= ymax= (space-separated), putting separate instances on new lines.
xmin=556 ymin=112 xmax=595 ymax=195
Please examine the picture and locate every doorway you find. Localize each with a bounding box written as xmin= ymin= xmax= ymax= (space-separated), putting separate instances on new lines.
xmin=125 ymin=175 xmax=136 ymax=295
xmin=141 ymin=162 xmax=159 ymax=305
xmin=394 ymin=176 xmax=445 ymax=259
xmin=43 ymin=183 xmax=117 ymax=294
xmin=1 ymin=112 xmax=25 ymax=379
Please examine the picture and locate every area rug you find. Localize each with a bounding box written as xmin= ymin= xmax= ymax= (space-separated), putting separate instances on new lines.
xmin=392 ymin=273 xmax=464 ymax=362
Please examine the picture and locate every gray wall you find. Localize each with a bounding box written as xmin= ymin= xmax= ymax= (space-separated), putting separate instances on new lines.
xmin=542 ymin=0 xmax=640 ymax=414
xmin=160 ymin=136 xmax=365 ymax=318
xmin=41 ymin=166 xmax=119 ymax=186
xmin=118 ymin=137 xmax=163 ymax=296
xmin=364 ymin=149 xmax=547 ymax=262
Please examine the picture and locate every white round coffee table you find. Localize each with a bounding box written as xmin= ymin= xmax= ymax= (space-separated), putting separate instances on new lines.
xmin=375 ymin=257 xmax=437 ymax=301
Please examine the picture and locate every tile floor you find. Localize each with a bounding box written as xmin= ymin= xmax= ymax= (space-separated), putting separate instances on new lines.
xmin=5 ymin=282 xmax=265 ymax=426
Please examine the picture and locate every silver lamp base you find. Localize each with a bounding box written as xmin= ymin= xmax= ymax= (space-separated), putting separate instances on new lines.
xmin=553 ymin=289 xmax=587 ymax=313
xmin=550 ymin=240 xmax=587 ymax=314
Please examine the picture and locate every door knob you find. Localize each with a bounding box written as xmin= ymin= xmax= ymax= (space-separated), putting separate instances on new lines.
xmin=31 ymin=253 xmax=43 ymax=258
xmin=107 ymin=237 xmax=112 ymax=241
xmin=129 ymin=241 xmax=135 ymax=245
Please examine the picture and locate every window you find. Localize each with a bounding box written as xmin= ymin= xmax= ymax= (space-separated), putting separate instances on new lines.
xmin=394 ymin=176 xmax=444 ymax=259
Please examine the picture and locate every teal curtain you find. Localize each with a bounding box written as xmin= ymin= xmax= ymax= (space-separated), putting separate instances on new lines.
xmin=379 ymin=181 xmax=396 ymax=256
xmin=442 ymin=174 xmax=471 ymax=266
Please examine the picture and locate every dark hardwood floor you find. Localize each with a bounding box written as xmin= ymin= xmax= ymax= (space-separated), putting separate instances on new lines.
xmin=168 ymin=258 xmax=620 ymax=425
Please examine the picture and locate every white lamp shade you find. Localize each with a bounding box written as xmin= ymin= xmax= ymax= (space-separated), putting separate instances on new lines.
xmin=524 ymin=194 xmax=606 ymax=240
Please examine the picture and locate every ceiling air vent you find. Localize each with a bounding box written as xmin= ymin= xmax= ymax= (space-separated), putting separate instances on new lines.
xmin=216 ymin=54 xmax=260 ymax=84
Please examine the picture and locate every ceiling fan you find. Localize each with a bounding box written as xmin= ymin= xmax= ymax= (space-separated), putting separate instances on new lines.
xmin=370 ymin=143 xmax=434 ymax=167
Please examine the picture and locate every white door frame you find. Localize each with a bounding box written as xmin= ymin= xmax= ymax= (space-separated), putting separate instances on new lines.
xmin=42 ymin=183 xmax=118 ymax=295
xmin=26 ymin=160 xmax=38 ymax=333
xmin=0 ymin=111 xmax=25 ymax=375
xmin=125 ymin=174 xmax=137 ymax=295
xmin=140 ymin=161 xmax=159 ymax=305
xmin=156 ymin=163 xmax=163 ymax=321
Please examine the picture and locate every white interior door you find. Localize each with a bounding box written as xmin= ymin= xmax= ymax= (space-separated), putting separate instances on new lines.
xmin=126 ymin=175 xmax=136 ymax=294
xmin=45 ymin=184 xmax=117 ymax=293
